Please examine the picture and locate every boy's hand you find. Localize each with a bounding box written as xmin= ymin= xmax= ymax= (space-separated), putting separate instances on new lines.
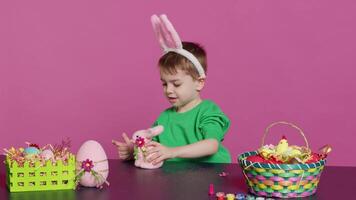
xmin=112 ymin=133 xmax=134 ymax=160
xmin=146 ymin=141 xmax=175 ymax=165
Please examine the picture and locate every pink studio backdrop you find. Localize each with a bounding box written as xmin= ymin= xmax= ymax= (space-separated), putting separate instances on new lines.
xmin=1 ymin=1 xmax=355 ymax=166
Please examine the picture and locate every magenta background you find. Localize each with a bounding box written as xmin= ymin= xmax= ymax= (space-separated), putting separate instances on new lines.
xmin=1 ymin=1 xmax=355 ymax=166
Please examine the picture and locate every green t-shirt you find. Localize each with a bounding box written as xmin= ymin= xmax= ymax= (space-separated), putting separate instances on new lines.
xmin=153 ymin=100 xmax=231 ymax=163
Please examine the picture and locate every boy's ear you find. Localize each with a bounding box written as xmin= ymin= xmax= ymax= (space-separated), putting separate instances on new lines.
xmin=196 ymin=78 xmax=205 ymax=92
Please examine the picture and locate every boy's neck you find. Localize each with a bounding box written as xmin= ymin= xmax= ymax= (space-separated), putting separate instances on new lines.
xmin=176 ymin=97 xmax=202 ymax=113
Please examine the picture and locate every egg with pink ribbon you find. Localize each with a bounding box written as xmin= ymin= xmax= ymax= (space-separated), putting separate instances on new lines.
xmin=40 ymin=149 xmax=54 ymax=160
xmin=76 ymin=140 xmax=109 ymax=188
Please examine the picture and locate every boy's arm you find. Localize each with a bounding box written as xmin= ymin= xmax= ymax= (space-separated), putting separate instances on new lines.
xmin=146 ymin=139 xmax=219 ymax=164
xmin=171 ymin=139 xmax=218 ymax=158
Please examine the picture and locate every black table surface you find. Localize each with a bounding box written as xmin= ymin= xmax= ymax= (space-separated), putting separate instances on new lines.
xmin=1 ymin=156 xmax=355 ymax=200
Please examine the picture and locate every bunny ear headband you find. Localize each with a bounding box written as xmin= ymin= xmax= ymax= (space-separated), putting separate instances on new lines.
xmin=151 ymin=14 xmax=206 ymax=79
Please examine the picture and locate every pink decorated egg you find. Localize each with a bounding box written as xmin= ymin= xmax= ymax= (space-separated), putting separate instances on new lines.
xmin=40 ymin=149 xmax=54 ymax=160
xmin=76 ymin=140 xmax=109 ymax=187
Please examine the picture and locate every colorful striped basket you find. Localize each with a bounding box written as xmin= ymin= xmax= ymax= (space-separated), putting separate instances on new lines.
xmin=238 ymin=121 xmax=326 ymax=198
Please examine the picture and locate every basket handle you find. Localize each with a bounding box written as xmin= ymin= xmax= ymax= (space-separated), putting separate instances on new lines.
xmin=261 ymin=121 xmax=309 ymax=149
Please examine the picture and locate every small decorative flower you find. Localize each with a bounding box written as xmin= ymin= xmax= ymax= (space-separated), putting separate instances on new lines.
xmin=135 ymin=136 xmax=145 ymax=148
xmin=81 ymin=159 xmax=94 ymax=172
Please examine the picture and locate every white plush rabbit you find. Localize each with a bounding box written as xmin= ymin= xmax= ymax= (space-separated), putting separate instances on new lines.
xmin=132 ymin=125 xmax=164 ymax=169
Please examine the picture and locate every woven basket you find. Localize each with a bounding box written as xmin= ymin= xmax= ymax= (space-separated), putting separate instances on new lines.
xmin=238 ymin=121 xmax=326 ymax=198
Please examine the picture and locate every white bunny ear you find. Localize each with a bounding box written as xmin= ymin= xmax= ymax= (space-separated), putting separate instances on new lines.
xmin=148 ymin=125 xmax=164 ymax=136
xmin=143 ymin=125 xmax=163 ymax=140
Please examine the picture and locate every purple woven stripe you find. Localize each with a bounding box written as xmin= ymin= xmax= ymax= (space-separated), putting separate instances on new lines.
xmin=300 ymin=191 xmax=312 ymax=197
xmin=247 ymin=173 xmax=254 ymax=178
xmin=256 ymin=175 xmax=266 ymax=181
xmin=299 ymin=189 xmax=317 ymax=197
xmin=272 ymin=192 xmax=282 ymax=198
xmin=270 ymin=176 xmax=284 ymax=182
xmin=257 ymin=191 xmax=267 ymax=196
xmin=306 ymin=175 xmax=315 ymax=181
xmin=251 ymin=188 xmax=317 ymax=198
xmin=288 ymin=177 xmax=301 ymax=182
xmin=287 ymin=193 xmax=298 ymax=198
xmin=249 ymin=189 xmax=257 ymax=195
xmin=309 ymin=188 xmax=317 ymax=195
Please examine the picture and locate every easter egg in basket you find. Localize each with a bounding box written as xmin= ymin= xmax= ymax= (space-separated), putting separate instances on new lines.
xmin=40 ymin=149 xmax=54 ymax=160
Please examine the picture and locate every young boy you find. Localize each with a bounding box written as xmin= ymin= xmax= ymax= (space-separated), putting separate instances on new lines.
xmin=113 ymin=41 xmax=231 ymax=164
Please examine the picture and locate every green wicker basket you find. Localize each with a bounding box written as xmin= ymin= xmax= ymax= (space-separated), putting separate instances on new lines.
xmin=238 ymin=121 xmax=326 ymax=198
xmin=6 ymin=154 xmax=76 ymax=192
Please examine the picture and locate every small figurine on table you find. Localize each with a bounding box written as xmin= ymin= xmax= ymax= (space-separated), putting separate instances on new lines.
xmin=132 ymin=125 xmax=164 ymax=169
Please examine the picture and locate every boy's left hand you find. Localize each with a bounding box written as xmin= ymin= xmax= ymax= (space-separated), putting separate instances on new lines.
xmin=146 ymin=141 xmax=175 ymax=165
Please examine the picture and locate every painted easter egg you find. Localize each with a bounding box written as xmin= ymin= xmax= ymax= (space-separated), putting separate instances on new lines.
xmin=76 ymin=140 xmax=109 ymax=187
xmin=40 ymin=149 xmax=54 ymax=160
xmin=24 ymin=147 xmax=40 ymax=159
xmin=24 ymin=147 xmax=40 ymax=155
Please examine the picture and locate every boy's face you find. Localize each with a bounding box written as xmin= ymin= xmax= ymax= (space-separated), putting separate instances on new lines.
xmin=160 ymin=69 xmax=204 ymax=110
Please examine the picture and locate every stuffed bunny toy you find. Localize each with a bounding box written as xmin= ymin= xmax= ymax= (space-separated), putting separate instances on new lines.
xmin=132 ymin=125 xmax=164 ymax=169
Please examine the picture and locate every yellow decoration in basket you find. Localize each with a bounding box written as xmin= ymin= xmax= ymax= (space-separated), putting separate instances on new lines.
xmin=259 ymin=135 xmax=311 ymax=164
xmin=276 ymin=136 xmax=288 ymax=155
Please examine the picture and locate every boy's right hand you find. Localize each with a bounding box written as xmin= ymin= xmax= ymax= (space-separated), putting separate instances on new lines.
xmin=112 ymin=133 xmax=134 ymax=160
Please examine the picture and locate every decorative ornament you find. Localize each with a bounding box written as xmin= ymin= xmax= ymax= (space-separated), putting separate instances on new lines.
xmin=75 ymin=140 xmax=109 ymax=188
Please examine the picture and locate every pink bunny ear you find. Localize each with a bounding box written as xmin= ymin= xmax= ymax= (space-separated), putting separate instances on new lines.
xmin=151 ymin=14 xmax=206 ymax=79
xmin=151 ymin=14 xmax=183 ymax=50
xmin=159 ymin=14 xmax=182 ymax=49
xmin=148 ymin=125 xmax=164 ymax=137
xmin=151 ymin=14 xmax=167 ymax=50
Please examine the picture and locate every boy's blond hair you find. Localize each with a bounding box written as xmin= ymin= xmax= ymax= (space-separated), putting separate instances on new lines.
xmin=158 ymin=42 xmax=207 ymax=80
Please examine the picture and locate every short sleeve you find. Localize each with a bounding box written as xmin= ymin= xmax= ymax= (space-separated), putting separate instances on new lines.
xmin=199 ymin=113 xmax=230 ymax=141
